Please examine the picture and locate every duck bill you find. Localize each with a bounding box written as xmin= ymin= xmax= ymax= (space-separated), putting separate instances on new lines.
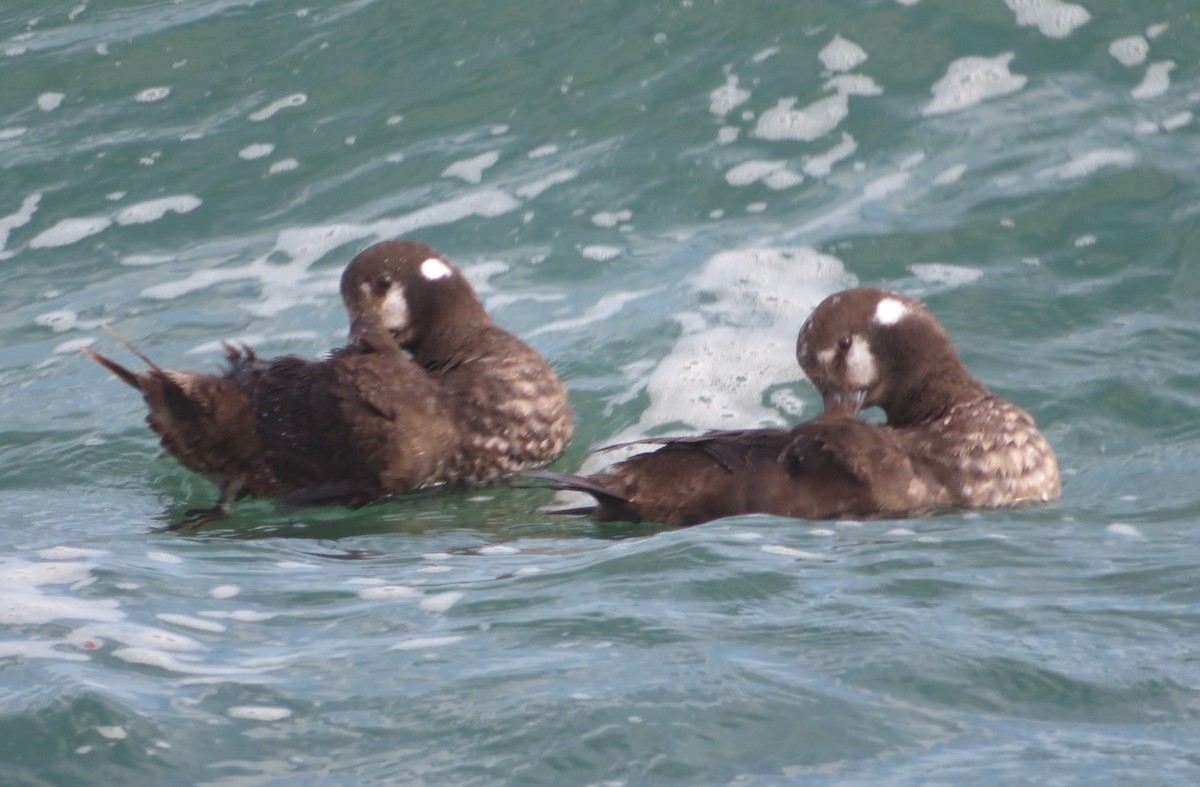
xmin=822 ymin=388 xmax=865 ymax=417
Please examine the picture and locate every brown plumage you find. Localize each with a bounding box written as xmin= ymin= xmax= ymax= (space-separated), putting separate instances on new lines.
xmin=525 ymin=287 xmax=1059 ymax=527
xmin=88 ymin=239 xmax=574 ymax=528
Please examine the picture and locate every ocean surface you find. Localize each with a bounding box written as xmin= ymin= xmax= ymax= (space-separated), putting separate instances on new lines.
xmin=3 ymin=1 xmax=1200 ymax=784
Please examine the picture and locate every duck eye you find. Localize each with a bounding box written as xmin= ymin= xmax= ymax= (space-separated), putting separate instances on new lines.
xmin=838 ymin=335 xmax=852 ymax=351
xmin=374 ymin=274 xmax=393 ymax=291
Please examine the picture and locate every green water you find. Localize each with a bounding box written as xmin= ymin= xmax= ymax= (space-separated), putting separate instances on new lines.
xmin=3 ymin=1 xmax=1200 ymax=784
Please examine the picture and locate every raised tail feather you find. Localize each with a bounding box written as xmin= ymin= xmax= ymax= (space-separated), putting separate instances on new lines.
xmin=83 ymin=328 xmax=197 ymax=421
xmin=83 ymin=347 xmax=141 ymax=389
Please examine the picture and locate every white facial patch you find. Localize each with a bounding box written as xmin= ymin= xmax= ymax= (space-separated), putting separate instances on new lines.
xmin=379 ymin=286 xmax=409 ymax=331
xmin=420 ymin=257 xmax=453 ymax=281
xmin=816 ymin=348 xmax=836 ymax=366
xmin=873 ymin=296 xmax=909 ymax=326
xmin=844 ymin=335 xmax=877 ymax=388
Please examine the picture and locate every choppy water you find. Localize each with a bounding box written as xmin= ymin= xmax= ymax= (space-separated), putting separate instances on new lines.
xmin=3 ymin=1 xmax=1200 ymax=784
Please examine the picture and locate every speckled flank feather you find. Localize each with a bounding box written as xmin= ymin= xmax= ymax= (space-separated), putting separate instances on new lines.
xmin=89 ymin=239 xmax=574 ymax=528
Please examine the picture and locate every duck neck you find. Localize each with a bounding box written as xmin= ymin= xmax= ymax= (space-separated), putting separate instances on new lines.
xmin=886 ymin=367 xmax=989 ymax=427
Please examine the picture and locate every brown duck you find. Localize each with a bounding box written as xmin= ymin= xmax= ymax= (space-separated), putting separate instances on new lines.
xmin=88 ymin=239 xmax=574 ymax=528
xmin=525 ymin=287 xmax=1059 ymax=527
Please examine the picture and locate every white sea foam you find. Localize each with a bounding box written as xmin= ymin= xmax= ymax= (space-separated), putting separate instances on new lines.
xmin=146 ymin=551 xmax=183 ymax=565
xmin=37 ymin=92 xmax=64 ymax=111
xmin=580 ymin=244 xmax=622 ymax=262
xmin=1038 ymin=148 xmax=1135 ymax=180
xmin=0 ymin=558 xmax=124 ymax=627
xmin=804 ymin=133 xmax=857 ymax=178
xmin=1131 ymin=61 xmax=1175 ymax=100
xmin=1162 ymin=112 xmax=1192 ymax=132
xmin=419 ymin=591 xmax=465 ymax=614
xmin=933 ymin=163 xmax=968 ymax=185
xmin=725 ymin=160 xmax=786 ymax=187
xmin=572 ymin=248 xmax=853 ymax=485
xmin=755 ymin=94 xmax=849 ymax=142
xmin=824 ymin=74 xmax=882 ymax=98
xmin=268 ymin=158 xmax=300 ymax=174
xmin=591 ymin=209 xmax=632 ymax=227
xmin=819 ymin=35 xmax=867 ymax=72
xmin=35 ymin=309 xmax=105 ymax=333
xmin=0 ymin=127 xmax=27 ymax=140
xmin=209 ymin=585 xmax=240 ymax=599
xmin=442 ymin=150 xmax=500 ymax=184
xmin=249 ymin=93 xmax=307 ymax=121
xmin=764 ymin=170 xmax=804 ymax=190
xmin=239 ymin=143 xmax=274 ymax=160
xmin=227 ymin=706 xmax=292 ymax=721
xmin=0 ymin=193 xmax=40 ymax=256
xmin=0 ymin=641 xmax=89 ymax=661
xmin=761 ymin=545 xmax=824 ymax=560
xmin=37 ymin=547 xmax=107 ymax=560
xmin=114 ymin=195 xmax=201 ymax=225
xmin=390 ymin=635 xmax=464 ymax=651
xmin=515 ymin=169 xmax=577 ymax=199
xmin=709 ymin=74 xmax=751 ymax=117
xmin=531 ymin=289 xmax=656 ymax=336
xmin=922 ymin=53 xmax=1027 ymax=117
xmin=28 ymin=216 xmax=111 ymax=249
xmin=357 ymin=585 xmax=421 ymax=601
xmin=53 ymin=337 xmax=97 ymax=354
xmin=909 ymin=263 xmax=983 ymax=287
xmin=79 ymin=621 xmax=206 ymax=652
xmin=478 ymin=545 xmax=520 ymax=555
xmin=1108 ymin=35 xmax=1149 ymax=67
xmin=1003 ymin=0 xmax=1090 ymax=38
xmin=1106 ymin=523 xmax=1143 ymax=538
xmin=156 ymin=613 xmax=227 ymax=633
xmin=143 ymin=189 xmax=520 ymax=316
xmin=527 ymin=144 xmax=557 ymax=158
xmin=134 ymin=86 xmax=170 ymax=102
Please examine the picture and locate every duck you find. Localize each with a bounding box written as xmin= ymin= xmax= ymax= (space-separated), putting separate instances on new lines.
xmin=524 ymin=287 xmax=1059 ymax=527
xmin=88 ymin=239 xmax=574 ymax=528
